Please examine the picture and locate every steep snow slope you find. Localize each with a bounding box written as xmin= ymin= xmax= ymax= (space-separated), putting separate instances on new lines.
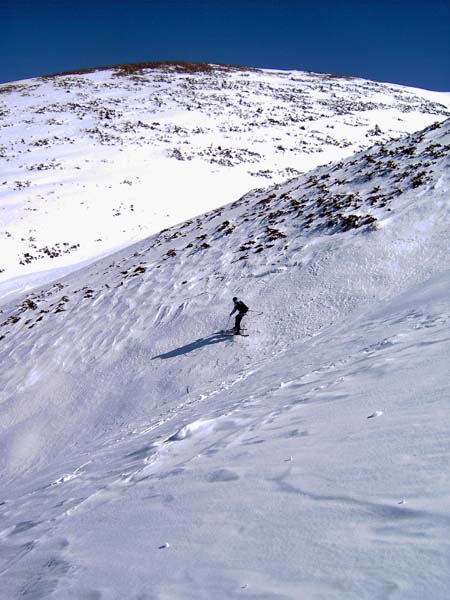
xmin=1 ymin=62 xmax=449 ymax=294
xmin=1 ymin=270 xmax=449 ymax=600
xmin=0 ymin=119 xmax=449 ymax=599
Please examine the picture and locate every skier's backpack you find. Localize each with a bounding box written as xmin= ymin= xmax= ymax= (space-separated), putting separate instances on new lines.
xmin=237 ymin=300 xmax=248 ymax=313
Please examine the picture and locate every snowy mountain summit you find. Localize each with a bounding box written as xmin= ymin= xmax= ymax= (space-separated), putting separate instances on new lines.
xmin=1 ymin=66 xmax=450 ymax=600
xmin=1 ymin=61 xmax=450 ymax=298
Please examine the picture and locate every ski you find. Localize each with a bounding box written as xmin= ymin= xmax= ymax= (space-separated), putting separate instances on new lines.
xmin=220 ymin=328 xmax=248 ymax=336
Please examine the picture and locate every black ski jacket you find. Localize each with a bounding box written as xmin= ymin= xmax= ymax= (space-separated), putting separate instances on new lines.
xmin=231 ymin=299 xmax=248 ymax=315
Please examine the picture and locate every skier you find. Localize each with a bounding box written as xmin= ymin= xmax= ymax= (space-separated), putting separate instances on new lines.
xmin=230 ymin=296 xmax=249 ymax=334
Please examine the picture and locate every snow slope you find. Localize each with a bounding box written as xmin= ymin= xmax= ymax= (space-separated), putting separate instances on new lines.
xmin=0 ymin=115 xmax=449 ymax=598
xmin=1 ymin=62 xmax=450 ymax=297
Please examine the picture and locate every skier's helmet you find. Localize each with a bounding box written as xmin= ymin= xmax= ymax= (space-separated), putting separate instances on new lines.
xmin=232 ymin=297 xmax=237 ymax=302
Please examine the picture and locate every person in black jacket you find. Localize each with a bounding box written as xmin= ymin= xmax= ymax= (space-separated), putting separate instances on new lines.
xmin=230 ymin=296 xmax=248 ymax=334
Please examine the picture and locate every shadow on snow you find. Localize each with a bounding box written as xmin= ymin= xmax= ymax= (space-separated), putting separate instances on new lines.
xmin=152 ymin=331 xmax=232 ymax=360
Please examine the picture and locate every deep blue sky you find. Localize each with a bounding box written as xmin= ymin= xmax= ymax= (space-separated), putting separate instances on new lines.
xmin=1 ymin=0 xmax=449 ymax=90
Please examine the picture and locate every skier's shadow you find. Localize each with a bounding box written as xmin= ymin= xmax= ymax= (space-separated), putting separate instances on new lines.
xmin=152 ymin=331 xmax=232 ymax=360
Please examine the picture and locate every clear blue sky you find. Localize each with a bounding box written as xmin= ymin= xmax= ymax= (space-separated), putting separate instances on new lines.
xmin=1 ymin=0 xmax=449 ymax=90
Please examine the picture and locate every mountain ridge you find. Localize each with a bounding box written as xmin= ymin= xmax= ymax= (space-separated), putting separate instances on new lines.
xmin=1 ymin=63 xmax=449 ymax=297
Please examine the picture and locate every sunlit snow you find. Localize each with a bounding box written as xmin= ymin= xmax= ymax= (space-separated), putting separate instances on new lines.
xmin=0 ymin=66 xmax=449 ymax=599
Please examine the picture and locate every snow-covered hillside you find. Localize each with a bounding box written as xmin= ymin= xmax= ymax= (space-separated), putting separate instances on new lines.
xmin=0 ymin=113 xmax=449 ymax=598
xmin=1 ymin=61 xmax=450 ymax=297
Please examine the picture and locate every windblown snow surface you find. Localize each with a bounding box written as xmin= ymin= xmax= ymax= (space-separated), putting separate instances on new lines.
xmin=0 ymin=101 xmax=450 ymax=596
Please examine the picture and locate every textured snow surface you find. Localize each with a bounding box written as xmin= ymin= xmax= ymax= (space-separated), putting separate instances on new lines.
xmin=1 ymin=63 xmax=450 ymax=295
xmin=0 ymin=86 xmax=449 ymax=598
